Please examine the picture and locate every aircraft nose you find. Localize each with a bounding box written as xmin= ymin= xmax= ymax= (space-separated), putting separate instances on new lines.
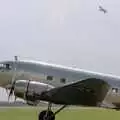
xmin=0 ymin=71 xmax=12 ymax=87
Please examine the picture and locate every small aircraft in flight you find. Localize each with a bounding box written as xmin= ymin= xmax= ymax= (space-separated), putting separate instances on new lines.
xmin=0 ymin=56 xmax=120 ymax=120
xmin=99 ymin=6 xmax=107 ymax=13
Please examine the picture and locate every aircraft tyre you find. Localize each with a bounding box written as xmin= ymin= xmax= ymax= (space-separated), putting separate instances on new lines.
xmin=39 ymin=110 xmax=55 ymax=120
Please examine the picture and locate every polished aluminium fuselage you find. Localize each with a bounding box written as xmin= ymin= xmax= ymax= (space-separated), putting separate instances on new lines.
xmin=0 ymin=60 xmax=120 ymax=107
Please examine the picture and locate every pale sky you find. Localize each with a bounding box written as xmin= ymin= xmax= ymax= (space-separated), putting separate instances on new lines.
xmin=0 ymin=0 xmax=120 ymax=101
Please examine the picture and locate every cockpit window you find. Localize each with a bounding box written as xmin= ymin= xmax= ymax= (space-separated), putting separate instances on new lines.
xmin=5 ymin=64 xmax=10 ymax=69
xmin=0 ymin=63 xmax=12 ymax=70
xmin=0 ymin=64 xmax=6 ymax=69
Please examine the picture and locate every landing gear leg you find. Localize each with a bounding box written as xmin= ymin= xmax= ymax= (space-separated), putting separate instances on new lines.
xmin=38 ymin=103 xmax=67 ymax=120
xmin=39 ymin=102 xmax=54 ymax=120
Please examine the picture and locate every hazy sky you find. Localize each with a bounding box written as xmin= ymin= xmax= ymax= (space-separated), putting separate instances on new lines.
xmin=0 ymin=0 xmax=120 ymax=101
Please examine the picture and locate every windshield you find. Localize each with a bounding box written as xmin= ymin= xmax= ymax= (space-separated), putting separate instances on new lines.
xmin=0 ymin=63 xmax=12 ymax=70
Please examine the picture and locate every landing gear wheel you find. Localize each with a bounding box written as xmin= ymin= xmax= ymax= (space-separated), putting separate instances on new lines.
xmin=39 ymin=110 xmax=55 ymax=120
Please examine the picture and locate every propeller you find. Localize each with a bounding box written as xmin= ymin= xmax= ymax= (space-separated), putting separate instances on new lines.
xmin=8 ymin=56 xmax=18 ymax=101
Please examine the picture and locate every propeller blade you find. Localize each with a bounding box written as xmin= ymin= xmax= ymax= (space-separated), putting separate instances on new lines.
xmin=8 ymin=80 xmax=16 ymax=101
xmin=14 ymin=96 xmax=17 ymax=102
xmin=5 ymin=88 xmax=9 ymax=95
xmin=8 ymin=56 xmax=18 ymax=102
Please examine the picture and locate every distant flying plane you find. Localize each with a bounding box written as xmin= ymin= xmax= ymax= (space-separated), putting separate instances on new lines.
xmin=99 ymin=6 xmax=107 ymax=13
xmin=0 ymin=56 xmax=120 ymax=120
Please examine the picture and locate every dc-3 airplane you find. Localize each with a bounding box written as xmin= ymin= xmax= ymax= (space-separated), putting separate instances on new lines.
xmin=0 ymin=56 xmax=120 ymax=120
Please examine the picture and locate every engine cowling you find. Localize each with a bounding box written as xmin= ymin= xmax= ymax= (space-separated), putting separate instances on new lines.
xmin=14 ymin=80 xmax=54 ymax=105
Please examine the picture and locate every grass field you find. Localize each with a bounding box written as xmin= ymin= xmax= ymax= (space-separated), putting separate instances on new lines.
xmin=0 ymin=107 xmax=120 ymax=120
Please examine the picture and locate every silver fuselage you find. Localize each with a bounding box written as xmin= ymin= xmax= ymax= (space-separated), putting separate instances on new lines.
xmin=0 ymin=60 xmax=120 ymax=107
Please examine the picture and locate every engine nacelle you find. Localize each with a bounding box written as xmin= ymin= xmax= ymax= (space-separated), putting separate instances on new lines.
xmin=14 ymin=80 xmax=54 ymax=104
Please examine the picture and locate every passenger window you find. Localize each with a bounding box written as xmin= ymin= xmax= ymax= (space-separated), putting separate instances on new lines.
xmin=112 ymin=88 xmax=118 ymax=93
xmin=60 ymin=78 xmax=66 ymax=83
xmin=47 ymin=76 xmax=53 ymax=81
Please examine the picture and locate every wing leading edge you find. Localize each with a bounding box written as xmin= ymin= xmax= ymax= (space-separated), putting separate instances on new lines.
xmin=38 ymin=78 xmax=110 ymax=106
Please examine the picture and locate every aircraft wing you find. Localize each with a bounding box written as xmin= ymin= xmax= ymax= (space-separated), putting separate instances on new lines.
xmin=38 ymin=78 xmax=110 ymax=107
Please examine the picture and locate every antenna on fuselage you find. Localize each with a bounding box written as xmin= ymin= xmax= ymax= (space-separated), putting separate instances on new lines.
xmin=8 ymin=56 xmax=18 ymax=101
